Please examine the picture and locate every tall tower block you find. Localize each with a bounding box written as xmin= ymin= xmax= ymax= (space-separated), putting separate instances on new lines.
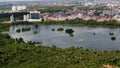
xmin=10 ymin=15 xmax=14 ymax=23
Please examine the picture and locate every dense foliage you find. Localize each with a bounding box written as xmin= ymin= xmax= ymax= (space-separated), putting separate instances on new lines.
xmin=1 ymin=17 xmax=120 ymax=28
xmin=27 ymin=5 xmax=109 ymax=13
xmin=22 ymin=28 xmax=31 ymax=32
xmin=77 ymin=6 xmax=109 ymax=10
xmin=28 ymin=6 xmax=73 ymax=13
xmin=0 ymin=6 xmax=11 ymax=10
xmin=0 ymin=24 xmax=10 ymax=32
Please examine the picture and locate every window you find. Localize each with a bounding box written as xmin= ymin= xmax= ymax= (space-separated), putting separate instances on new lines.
xmin=31 ymin=13 xmax=40 ymax=19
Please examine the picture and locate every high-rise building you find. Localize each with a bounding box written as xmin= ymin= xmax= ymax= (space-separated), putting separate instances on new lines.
xmin=77 ymin=13 xmax=83 ymax=18
xmin=28 ymin=11 xmax=42 ymax=22
xmin=12 ymin=6 xmax=17 ymax=12
xmin=27 ymin=14 xmax=30 ymax=20
xmin=10 ymin=15 xmax=14 ymax=23
xmin=12 ymin=5 xmax=26 ymax=12
xmin=17 ymin=6 xmax=26 ymax=11
xmin=23 ymin=15 xmax=27 ymax=21
xmin=73 ymin=7 xmax=77 ymax=12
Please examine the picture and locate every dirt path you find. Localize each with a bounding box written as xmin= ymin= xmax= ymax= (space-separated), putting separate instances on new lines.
xmin=102 ymin=64 xmax=119 ymax=68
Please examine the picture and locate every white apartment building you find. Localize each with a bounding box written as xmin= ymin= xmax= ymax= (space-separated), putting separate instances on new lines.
xmin=12 ymin=5 xmax=26 ymax=12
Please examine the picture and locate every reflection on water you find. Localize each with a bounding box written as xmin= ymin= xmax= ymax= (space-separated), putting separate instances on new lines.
xmin=8 ymin=24 xmax=120 ymax=50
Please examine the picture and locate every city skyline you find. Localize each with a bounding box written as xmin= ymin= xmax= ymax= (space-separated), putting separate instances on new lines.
xmin=0 ymin=0 xmax=120 ymax=2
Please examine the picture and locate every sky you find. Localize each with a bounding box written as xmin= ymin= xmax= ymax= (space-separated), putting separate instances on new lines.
xmin=0 ymin=0 xmax=119 ymax=2
xmin=0 ymin=0 xmax=83 ymax=2
xmin=0 ymin=0 xmax=78 ymax=2
xmin=0 ymin=0 xmax=39 ymax=2
xmin=0 ymin=0 xmax=64 ymax=2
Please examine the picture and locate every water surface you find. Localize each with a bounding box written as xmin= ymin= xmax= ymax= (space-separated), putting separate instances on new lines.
xmin=8 ymin=24 xmax=120 ymax=50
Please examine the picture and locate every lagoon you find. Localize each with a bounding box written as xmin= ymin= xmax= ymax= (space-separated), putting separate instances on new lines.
xmin=8 ymin=24 xmax=120 ymax=50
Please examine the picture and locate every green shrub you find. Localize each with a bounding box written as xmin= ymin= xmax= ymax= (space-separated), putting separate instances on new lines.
xmin=16 ymin=29 xmax=21 ymax=33
xmin=35 ymin=25 xmax=38 ymax=28
xmin=65 ymin=29 xmax=74 ymax=34
xmin=33 ymin=31 xmax=38 ymax=34
xmin=22 ymin=27 xmax=31 ymax=32
xmin=111 ymin=36 xmax=116 ymax=40
xmin=93 ymin=33 xmax=96 ymax=35
xmin=51 ymin=28 xmax=55 ymax=31
xmin=109 ymin=32 xmax=114 ymax=35
xmin=57 ymin=28 xmax=64 ymax=31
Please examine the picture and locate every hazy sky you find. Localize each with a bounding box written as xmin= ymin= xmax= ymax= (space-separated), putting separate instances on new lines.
xmin=0 ymin=0 xmax=119 ymax=2
xmin=0 ymin=0 xmax=74 ymax=2
xmin=0 ymin=0 xmax=39 ymax=2
xmin=0 ymin=0 xmax=63 ymax=2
